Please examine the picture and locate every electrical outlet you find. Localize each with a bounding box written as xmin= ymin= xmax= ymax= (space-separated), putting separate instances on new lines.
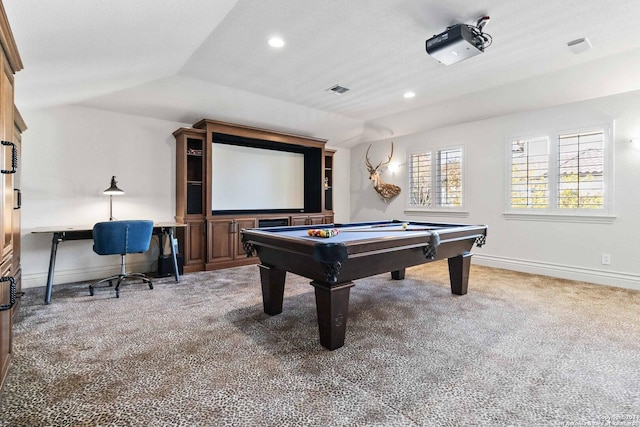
xmin=601 ymin=253 xmax=611 ymax=265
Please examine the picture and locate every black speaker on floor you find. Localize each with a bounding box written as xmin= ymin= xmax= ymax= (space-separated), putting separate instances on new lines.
xmin=157 ymin=255 xmax=184 ymax=277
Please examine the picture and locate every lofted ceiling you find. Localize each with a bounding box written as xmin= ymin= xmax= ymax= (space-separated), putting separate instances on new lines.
xmin=5 ymin=0 xmax=640 ymax=146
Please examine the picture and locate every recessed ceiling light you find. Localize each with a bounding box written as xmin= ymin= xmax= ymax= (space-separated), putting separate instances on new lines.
xmin=403 ymin=91 xmax=416 ymax=99
xmin=268 ymin=37 xmax=285 ymax=48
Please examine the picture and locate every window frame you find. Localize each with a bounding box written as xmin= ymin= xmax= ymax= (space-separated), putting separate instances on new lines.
xmin=405 ymin=145 xmax=468 ymax=217
xmin=504 ymin=124 xmax=615 ymax=223
xmin=407 ymin=151 xmax=433 ymax=208
xmin=508 ymin=134 xmax=551 ymax=210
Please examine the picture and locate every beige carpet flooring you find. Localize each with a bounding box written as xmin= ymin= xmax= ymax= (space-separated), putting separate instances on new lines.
xmin=1 ymin=262 xmax=639 ymax=426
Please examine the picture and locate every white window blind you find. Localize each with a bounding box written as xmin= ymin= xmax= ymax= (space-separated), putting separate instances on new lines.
xmin=557 ymin=131 xmax=605 ymax=209
xmin=408 ymin=152 xmax=432 ymax=207
xmin=506 ymin=127 xmax=610 ymax=218
xmin=510 ymin=137 xmax=549 ymax=209
xmin=436 ymin=148 xmax=462 ymax=207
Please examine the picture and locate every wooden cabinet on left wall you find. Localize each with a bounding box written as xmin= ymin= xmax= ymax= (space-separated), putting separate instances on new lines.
xmin=0 ymin=0 xmax=24 ymax=393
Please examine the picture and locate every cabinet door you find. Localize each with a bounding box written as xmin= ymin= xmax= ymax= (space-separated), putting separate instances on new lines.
xmin=0 ymin=258 xmax=12 ymax=390
xmin=290 ymin=216 xmax=308 ymax=226
xmin=235 ymin=218 xmax=256 ymax=258
xmin=309 ymin=215 xmax=325 ymax=225
xmin=11 ymin=134 xmax=20 ymax=274
xmin=183 ymin=220 xmax=206 ymax=269
xmin=208 ymin=219 xmax=234 ymax=264
xmin=0 ymin=145 xmax=12 ymax=263
xmin=0 ymin=62 xmax=13 ymax=263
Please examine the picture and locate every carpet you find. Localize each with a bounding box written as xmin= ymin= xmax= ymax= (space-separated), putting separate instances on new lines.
xmin=1 ymin=262 xmax=639 ymax=426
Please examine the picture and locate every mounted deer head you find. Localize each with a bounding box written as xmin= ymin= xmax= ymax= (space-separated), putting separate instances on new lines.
xmin=365 ymin=142 xmax=401 ymax=202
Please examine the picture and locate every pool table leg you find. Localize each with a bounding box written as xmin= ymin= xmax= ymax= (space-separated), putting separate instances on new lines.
xmin=258 ymin=264 xmax=287 ymax=315
xmin=448 ymin=251 xmax=472 ymax=295
xmin=311 ymin=281 xmax=355 ymax=350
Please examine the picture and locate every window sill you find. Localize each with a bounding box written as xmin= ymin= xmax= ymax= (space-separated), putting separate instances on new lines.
xmin=502 ymin=212 xmax=616 ymax=224
xmin=404 ymin=209 xmax=469 ymax=218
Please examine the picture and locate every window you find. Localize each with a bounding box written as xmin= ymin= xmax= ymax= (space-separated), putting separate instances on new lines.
xmin=510 ymin=137 xmax=549 ymax=209
xmin=408 ymin=147 xmax=463 ymax=209
xmin=557 ymin=131 xmax=604 ymax=209
xmin=408 ymin=152 xmax=431 ymax=206
xmin=436 ymin=148 xmax=463 ymax=207
xmin=508 ymin=128 xmax=608 ymax=216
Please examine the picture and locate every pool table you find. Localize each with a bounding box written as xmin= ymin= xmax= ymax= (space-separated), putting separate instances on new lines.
xmin=241 ymin=220 xmax=487 ymax=350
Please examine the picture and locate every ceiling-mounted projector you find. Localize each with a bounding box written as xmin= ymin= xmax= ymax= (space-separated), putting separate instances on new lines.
xmin=426 ymin=17 xmax=492 ymax=65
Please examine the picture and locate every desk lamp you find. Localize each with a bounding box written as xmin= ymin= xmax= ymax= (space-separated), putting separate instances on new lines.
xmin=103 ymin=176 xmax=124 ymax=221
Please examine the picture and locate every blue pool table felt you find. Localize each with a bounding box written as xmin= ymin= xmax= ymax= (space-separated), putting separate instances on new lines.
xmin=271 ymin=223 xmax=445 ymax=243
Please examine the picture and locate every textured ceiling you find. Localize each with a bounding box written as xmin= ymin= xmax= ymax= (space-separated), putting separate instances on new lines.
xmin=5 ymin=0 xmax=640 ymax=146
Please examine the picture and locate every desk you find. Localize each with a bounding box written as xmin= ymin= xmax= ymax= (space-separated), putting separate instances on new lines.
xmin=241 ymin=220 xmax=487 ymax=350
xmin=32 ymin=222 xmax=186 ymax=304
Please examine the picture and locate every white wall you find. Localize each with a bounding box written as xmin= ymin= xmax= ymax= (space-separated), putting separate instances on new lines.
xmin=23 ymin=91 xmax=639 ymax=293
xmin=20 ymin=106 xmax=190 ymax=288
xmin=20 ymin=105 xmax=352 ymax=289
xmin=351 ymin=92 xmax=640 ymax=290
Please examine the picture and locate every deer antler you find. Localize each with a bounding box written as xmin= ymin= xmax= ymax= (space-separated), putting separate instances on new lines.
xmin=377 ymin=142 xmax=394 ymax=169
xmin=365 ymin=142 xmax=394 ymax=172
xmin=365 ymin=144 xmax=375 ymax=173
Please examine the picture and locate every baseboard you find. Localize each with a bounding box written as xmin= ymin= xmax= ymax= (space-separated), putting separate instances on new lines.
xmin=21 ymin=260 xmax=153 ymax=290
xmin=24 ymin=255 xmax=639 ymax=292
xmin=473 ymin=254 xmax=640 ymax=291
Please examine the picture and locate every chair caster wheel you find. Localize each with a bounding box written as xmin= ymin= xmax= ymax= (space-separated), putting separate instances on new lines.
xmin=148 ymin=282 xmax=153 ymax=290
xmin=89 ymin=287 xmax=94 ymax=296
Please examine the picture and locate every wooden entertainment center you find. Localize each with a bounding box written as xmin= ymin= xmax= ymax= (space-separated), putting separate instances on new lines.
xmin=174 ymin=119 xmax=335 ymax=272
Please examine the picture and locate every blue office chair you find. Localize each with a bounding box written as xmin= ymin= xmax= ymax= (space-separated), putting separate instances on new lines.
xmin=89 ymin=220 xmax=154 ymax=298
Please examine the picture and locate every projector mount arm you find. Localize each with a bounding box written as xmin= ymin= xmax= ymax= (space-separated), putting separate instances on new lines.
xmin=470 ymin=16 xmax=492 ymax=49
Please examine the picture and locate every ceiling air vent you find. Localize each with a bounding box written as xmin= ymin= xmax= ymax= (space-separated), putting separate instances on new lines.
xmin=326 ymin=84 xmax=350 ymax=94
